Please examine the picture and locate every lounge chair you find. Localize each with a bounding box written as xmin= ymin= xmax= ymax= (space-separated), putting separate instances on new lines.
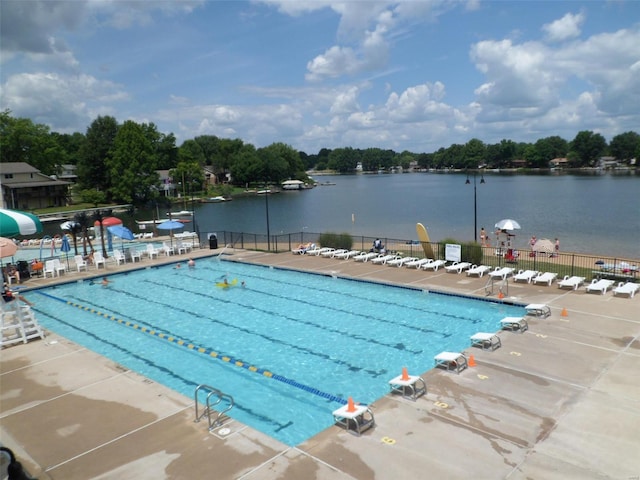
xmin=93 ymin=251 xmax=106 ymax=269
xmin=371 ymin=254 xmax=401 ymax=265
xmin=466 ymin=265 xmax=491 ymax=277
xmin=421 ymin=259 xmax=446 ymax=271
xmin=324 ymin=249 xmax=348 ymax=258
xmin=353 ymin=252 xmax=380 ymax=262
xmin=113 ymin=249 xmax=127 ymax=266
xmin=306 ymin=247 xmax=332 ymax=256
xmin=444 ymin=261 xmax=472 ymax=274
xmin=558 ymin=275 xmax=585 ymax=290
xmin=387 ymin=256 xmax=419 ymax=267
xmin=74 ymin=255 xmax=88 ymax=272
xmin=333 ymin=250 xmax=360 ymax=259
xmin=405 ymin=258 xmax=432 ymax=269
xmin=488 ymin=267 xmax=514 ymax=280
xmin=613 ymin=282 xmax=639 ymax=298
xmin=513 ymin=270 xmax=538 ymax=283
xmin=43 ymin=260 xmax=57 ymax=278
xmin=585 ymin=278 xmax=615 ymax=295
xmin=146 ymin=243 xmax=160 ymax=259
xmin=532 ymin=272 xmax=557 ymax=286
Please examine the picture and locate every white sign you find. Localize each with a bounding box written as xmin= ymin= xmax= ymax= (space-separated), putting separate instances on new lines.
xmin=445 ymin=244 xmax=461 ymax=262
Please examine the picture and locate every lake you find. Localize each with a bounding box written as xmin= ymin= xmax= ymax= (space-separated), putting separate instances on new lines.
xmin=37 ymin=172 xmax=638 ymax=260
xmin=186 ymin=172 xmax=639 ymax=259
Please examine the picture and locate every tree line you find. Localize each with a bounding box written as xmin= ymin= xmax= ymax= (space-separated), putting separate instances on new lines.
xmin=1 ymin=109 xmax=638 ymax=206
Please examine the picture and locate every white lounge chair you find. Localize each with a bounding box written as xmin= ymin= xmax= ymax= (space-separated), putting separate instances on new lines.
xmin=43 ymin=260 xmax=57 ymax=278
xmin=52 ymin=259 xmax=66 ymax=276
xmin=93 ymin=251 xmax=106 ymax=269
xmin=532 ymin=272 xmax=557 ymax=286
xmin=306 ymin=247 xmax=332 ymax=256
xmin=488 ymin=267 xmax=514 ymax=280
xmin=353 ymin=252 xmax=380 ymax=262
xmin=405 ymin=258 xmax=432 ymax=269
xmin=371 ymin=254 xmax=400 ymax=265
xmin=558 ymin=275 xmax=585 ymax=290
xmin=585 ymin=278 xmax=615 ymax=295
xmin=513 ymin=270 xmax=538 ymax=283
xmin=130 ymin=248 xmax=142 ymax=263
xmin=74 ymin=255 xmax=88 ymax=272
xmin=333 ymin=250 xmax=360 ymax=259
xmin=387 ymin=256 xmax=418 ymax=267
xmin=466 ymin=265 xmax=491 ymax=277
xmin=113 ymin=249 xmax=127 ymax=266
xmin=613 ymin=282 xmax=639 ymax=298
xmin=421 ymin=259 xmax=446 ymax=271
xmin=445 ymin=261 xmax=472 ymax=274
xmin=323 ymin=249 xmax=347 ymax=258
xmin=146 ymin=243 xmax=160 ymax=259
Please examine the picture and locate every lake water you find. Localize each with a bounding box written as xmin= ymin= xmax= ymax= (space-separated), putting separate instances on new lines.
xmin=37 ymin=172 xmax=639 ymax=259
xmin=188 ymin=172 xmax=639 ymax=259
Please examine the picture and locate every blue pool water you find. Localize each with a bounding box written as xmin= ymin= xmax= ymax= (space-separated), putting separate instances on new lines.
xmin=31 ymin=259 xmax=524 ymax=445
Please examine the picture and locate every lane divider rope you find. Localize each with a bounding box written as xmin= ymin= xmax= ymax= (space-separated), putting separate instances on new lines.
xmin=37 ymin=291 xmax=348 ymax=405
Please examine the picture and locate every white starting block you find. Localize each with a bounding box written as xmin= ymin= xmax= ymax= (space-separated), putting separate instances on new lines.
xmin=525 ymin=304 xmax=551 ymax=318
xmin=388 ymin=373 xmax=427 ymax=401
xmin=500 ymin=317 xmax=529 ymax=333
xmin=434 ymin=352 xmax=468 ymax=374
xmin=470 ymin=332 xmax=502 ymax=351
xmin=332 ymin=401 xmax=375 ymax=436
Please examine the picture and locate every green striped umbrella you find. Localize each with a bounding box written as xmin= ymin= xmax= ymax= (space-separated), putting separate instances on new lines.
xmin=0 ymin=208 xmax=43 ymax=237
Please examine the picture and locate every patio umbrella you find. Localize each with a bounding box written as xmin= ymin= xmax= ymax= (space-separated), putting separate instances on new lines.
xmin=61 ymin=235 xmax=71 ymax=270
xmin=532 ymin=238 xmax=554 ymax=254
xmin=107 ymin=225 xmax=135 ymax=251
xmin=94 ymin=217 xmax=122 ymax=227
xmin=0 ymin=236 xmax=18 ymax=270
xmin=157 ymin=220 xmax=184 ymax=247
xmin=0 ymin=208 xmax=43 ymax=237
xmin=494 ymin=218 xmax=521 ymax=231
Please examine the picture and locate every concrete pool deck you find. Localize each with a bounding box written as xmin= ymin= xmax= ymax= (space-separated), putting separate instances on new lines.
xmin=1 ymin=247 xmax=639 ymax=479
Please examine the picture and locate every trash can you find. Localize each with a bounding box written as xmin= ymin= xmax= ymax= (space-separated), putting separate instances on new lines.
xmin=209 ymin=233 xmax=218 ymax=249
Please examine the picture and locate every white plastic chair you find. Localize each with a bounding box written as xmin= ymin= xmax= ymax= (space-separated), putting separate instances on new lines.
xmin=74 ymin=255 xmax=88 ymax=272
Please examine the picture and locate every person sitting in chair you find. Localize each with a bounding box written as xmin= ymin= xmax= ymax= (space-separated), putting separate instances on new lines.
xmin=6 ymin=264 xmax=20 ymax=284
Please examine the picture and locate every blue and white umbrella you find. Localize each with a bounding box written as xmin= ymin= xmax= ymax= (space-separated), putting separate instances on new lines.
xmin=0 ymin=208 xmax=43 ymax=237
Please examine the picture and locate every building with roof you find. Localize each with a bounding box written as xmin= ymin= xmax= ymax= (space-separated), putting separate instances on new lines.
xmin=0 ymin=162 xmax=70 ymax=210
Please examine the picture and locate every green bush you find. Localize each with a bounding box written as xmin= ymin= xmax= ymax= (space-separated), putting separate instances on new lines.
xmin=319 ymin=232 xmax=353 ymax=250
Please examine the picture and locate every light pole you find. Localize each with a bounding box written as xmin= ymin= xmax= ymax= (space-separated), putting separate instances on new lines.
xmin=465 ymin=169 xmax=485 ymax=243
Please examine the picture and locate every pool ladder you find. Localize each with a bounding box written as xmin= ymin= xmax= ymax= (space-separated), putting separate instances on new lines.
xmin=194 ymin=384 xmax=234 ymax=431
xmin=485 ymin=277 xmax=509 ymax=297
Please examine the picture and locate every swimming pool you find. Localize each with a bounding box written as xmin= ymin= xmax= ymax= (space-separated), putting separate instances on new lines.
xmin=31 ymin=259 xmax=524 ymax=445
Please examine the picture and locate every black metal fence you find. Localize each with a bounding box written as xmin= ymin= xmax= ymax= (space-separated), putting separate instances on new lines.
xmin=206 ymin=231 xmax=639 ymax=283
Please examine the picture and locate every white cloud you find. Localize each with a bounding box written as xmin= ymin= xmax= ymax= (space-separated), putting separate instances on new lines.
xmin=0 ymin=72 xmax=128 ymax=131
xmin=542 ymin=12 xmax=585 ymax=42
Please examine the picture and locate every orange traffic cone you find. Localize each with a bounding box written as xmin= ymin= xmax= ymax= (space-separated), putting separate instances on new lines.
xmin=401 ymin=366 xmax=410 ymax=381
xmin=468 ymin=355 xmax=477 ymax=367
xmin=347 ymin=397 xmax=356 ymax=412
xmin=561 ymin=308 xmax=568 ymax=317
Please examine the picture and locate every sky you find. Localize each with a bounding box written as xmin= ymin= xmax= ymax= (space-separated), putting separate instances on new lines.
xmin=1 ymin=1 xmax=639 ymax=154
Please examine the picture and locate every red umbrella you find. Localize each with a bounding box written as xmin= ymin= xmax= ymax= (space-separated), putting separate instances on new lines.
xmin=94 ymin=217 xmax=122 ymax=227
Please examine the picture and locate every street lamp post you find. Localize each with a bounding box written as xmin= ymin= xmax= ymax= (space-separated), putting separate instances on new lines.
xmin=465 ymin=170 xmax=485 ymax=243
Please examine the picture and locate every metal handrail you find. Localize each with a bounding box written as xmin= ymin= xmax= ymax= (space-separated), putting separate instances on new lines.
xmin=194 ymin=384 xmax=234 ymax=431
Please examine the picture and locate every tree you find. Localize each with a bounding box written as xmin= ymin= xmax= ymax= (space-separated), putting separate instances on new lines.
xmin=462 ymin=138 xmax=486 ymax=169
xmin=609 ymin=131 xmax=640 ymax=162
xmin=92 ymin=209 xmax=112 ymax=258
xmin=170 ymin=161 xmax=205 ymax=198
xmin=569 ymin=131 xmax=607 ymax=167
xmin=328 ymin=147 xmax=358 ymax=172
xmin=73 ymin=212 xmax=94 ymax=256
xmin=257 ymin=144 xmax=291 ymax=183
xmin=229 ymin=144 xmax=260 ymax=186
xmin=77 ymin=116 xmax=118 ymax=196
xmin=107 ymin=120 xmax=160 ymax=204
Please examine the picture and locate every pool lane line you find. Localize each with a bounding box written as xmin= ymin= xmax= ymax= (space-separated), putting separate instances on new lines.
xmin=90 ymin=285 xmax=391 ymax=378
xmin=38 ymin=291 xmax=350 ymax=407
xmin=32 ymin=293 xmax=289 ymax=429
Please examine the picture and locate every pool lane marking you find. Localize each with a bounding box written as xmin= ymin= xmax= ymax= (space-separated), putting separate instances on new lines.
xmin=39 ymin=291 xmax=349 ymax=406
